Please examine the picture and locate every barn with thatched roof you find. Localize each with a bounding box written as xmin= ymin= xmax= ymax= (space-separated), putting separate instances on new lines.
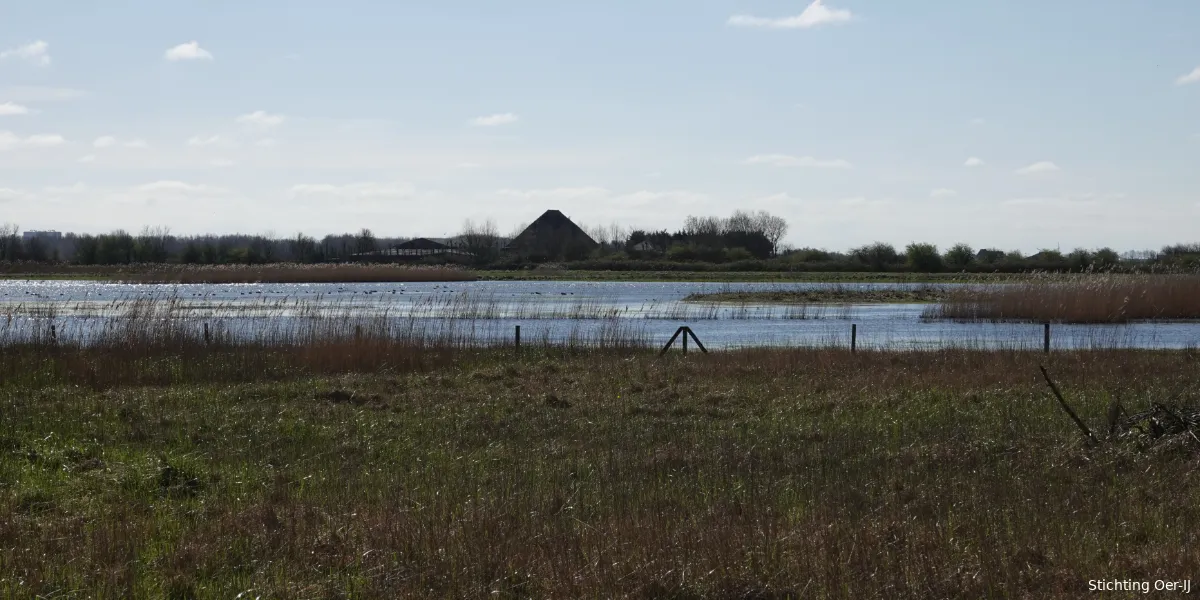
xmin=505 ymin=210 xmax=598 ymax=261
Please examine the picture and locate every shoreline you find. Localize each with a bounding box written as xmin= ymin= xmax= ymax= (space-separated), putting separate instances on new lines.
xmin=683 ymin=288 xmax=949 ymax=304
xmin=0 ymin=266 xmax=1074 ymax=285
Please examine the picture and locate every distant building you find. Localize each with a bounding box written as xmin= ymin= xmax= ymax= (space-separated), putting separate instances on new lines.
xmin=505 ymin=210 xmax=598 ymax=261
xmin=22 ymin=230 xmax=62 ymax=243
xmin=349 ymin=238 xmax=471 ymax=262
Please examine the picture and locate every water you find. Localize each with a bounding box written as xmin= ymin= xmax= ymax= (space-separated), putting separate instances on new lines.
xmin=2 ymin=280 xmax=1198 ymax=350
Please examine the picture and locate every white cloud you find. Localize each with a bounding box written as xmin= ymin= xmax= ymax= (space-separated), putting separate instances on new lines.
xmin=970 ymin=117 xmax=986 ymax=125
xmin=255 ymin=138 xmax=278 ymax=147
xmin=210 ymin=158 xmax=236 ymax=167
xmin=0 ymin=131 xmax=65 ymax=150
xmin=497 ymin=187 xmax=609 ymax=201
xmin=0 ymin=102 xmax=31 ymax=116
xmin=44 ymin=183 xmax=88 ymax=194
xmin=743 ymin=154 xmax=852 ymax=169
xmin=930 ymin=188 xmax=958 ymax=198
xmin=237 ymin=111 xmax=285 ymax=128
xmin=87 ymin=135 xmax=148 ymax=150
xmin=164 ymin=41 xmax=213 ymax=61
xmin=136 ymin=181 xmax=227 ymax=194
xmin=0 ymin=188 xmax=31 ymax=202
xmin=26 ymin=134 xmax=64 ymax=147
xmin=0 ymin=86 xmax=86 ymax=102
xmin=470 ymin=113 xmax=519 ymax=127
xmin=1175 ymin=66 xmax=1200 ymax=86
xmin=1016 ymin=161 xmax=1061 ymax=175
xmin=291 ymin=182 xmax=417 ymax=199
xmin=186 ymin=134 xmax=236 ymax=148
xmin=728 ymin=0 xmax=853 ymax=29
xmin=964 ymin=157 xmax=985 ymax=167
xmin=78 ymin=154 xmax=96 ymax=164
xmin=0 ymin=41 xmax=51 ymax=66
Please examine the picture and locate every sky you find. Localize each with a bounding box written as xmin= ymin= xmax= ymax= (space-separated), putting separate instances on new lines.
xmin=2 ymin=0 xmax=1200 ymax=252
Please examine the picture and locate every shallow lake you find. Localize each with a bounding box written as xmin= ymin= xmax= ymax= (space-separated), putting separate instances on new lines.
xmin=2 ymin=280 xmax=1198 ymax=350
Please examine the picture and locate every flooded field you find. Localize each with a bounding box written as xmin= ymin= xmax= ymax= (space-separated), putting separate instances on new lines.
xmin=2 ymin=280 xmax=1198 ymax=350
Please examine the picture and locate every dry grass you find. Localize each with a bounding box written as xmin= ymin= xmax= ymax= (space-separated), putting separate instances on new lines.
xmin=686 ymin=284 xmax=947 ymax=304
xmin=2 ymin=296 xmax=1200 ymax=597
xmin=927 ymin=273 xmax=1200 ymax=323
xmin=2 ymin=344 xmax=1199 ymax=598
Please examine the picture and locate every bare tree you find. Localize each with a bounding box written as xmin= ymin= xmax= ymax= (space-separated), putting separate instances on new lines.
xmin=606 ymin=222 xmax=628 ymax=249
xmin=684 ymin=215 xmax=723 ymax=237
xmin=583 ymin=223 xmax=610 ymax=246
xmin=725 ymin=210 xmax=756 ymax=234
xmin=356 ymin=228 xmax=377 ymax=254
xmin=753 ymin=211 xmax=789 ymax=255
xmin=460 ymin=218 xmax=501 ymax=265
xmin=0 ymin=223 xmax=20 ymax=261
xmin=507 ymin=222 xmax=529 ymax=241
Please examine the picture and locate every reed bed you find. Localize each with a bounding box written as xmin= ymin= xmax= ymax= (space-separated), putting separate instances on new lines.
xmin=116 ymin=263 xmax=476 ymax=284
xmin=0 ymin=290 xmax=824 ymax=328
xmin=926 ymin=273 xmax=1200 ymax=323
xmin=0 ymin=295 xmax=652 ymax=355
xmin=685 ymin=283 xmax=947 ymax=305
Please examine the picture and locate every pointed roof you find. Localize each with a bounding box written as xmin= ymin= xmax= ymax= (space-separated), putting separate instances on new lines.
xmin=506 ymin=210 xmax=597 ymax=255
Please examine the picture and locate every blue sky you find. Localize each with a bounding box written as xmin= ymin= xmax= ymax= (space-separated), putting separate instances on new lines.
xmin=1 ymin=0 xmax=1199 ymax=252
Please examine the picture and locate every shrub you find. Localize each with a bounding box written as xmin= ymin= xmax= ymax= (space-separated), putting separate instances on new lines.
xmin=851 ymin=242 xmax=901 ymax=271
xmin=905 ymin=243 xmax=943 ymax=272
xmin=943 ymin=243 xmax=974 ymax=270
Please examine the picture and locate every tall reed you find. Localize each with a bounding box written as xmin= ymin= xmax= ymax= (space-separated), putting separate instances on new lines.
xmin=926 ymin=273 xmax=1200 ymax=323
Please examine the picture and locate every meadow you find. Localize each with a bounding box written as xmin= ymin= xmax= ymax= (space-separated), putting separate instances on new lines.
xmin=1 ymin=307 xmax=1198 ymax=598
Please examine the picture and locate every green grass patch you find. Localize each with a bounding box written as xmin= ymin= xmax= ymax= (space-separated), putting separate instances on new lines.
xmin=1 ymin=348 xmax=1198 ymax=597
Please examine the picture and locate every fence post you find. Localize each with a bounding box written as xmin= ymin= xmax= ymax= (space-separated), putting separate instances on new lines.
xmin=515 ymin=325 xmax=521 ymax=354
xmin=682 ymin=329 xmax=688 ymax=355
xmin=50 ymin=324 xmax=57 ymax=346
xmin=203 ymin=322 xmax=211 ymax=346
xmin=851 ymin=324 xmax=857 ymax=354
xmin=1044 ymin=323 xmax=1051 ymax=354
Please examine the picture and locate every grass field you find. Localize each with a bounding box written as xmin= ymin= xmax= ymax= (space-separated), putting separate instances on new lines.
xmin=2 ymin=339 xmax=1198 ymax=598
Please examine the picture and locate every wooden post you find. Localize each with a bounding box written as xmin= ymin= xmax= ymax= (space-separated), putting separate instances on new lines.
xmin=49 ymin=324 xmax=56 ymax=345
xmin=659 ymin=327 xmax=686 ymax=356
xmin=685 ymin=327 xmax=708 ymax=353
xmin=851 ymin=324 xmax=857 ymax=354
xmin=682 ymin=329 xmax=688 ymax=355
xmin=1044 ymin=323 xmax=1051 ymax=354
xmin=515 ymin=325 xmax=521 ymax=353
xmin=203 ymin=323 xmax=211 ymax=346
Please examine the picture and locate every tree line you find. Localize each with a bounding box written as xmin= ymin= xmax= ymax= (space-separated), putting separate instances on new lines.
xmin=1 ymin=215 xmax=1197 ymax=273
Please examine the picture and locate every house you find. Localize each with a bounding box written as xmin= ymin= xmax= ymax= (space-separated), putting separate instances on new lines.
xmin=505 ymin=210 xmax=598 ymax=261
xmin=22 ymin=230 xmax=62 ymax=243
